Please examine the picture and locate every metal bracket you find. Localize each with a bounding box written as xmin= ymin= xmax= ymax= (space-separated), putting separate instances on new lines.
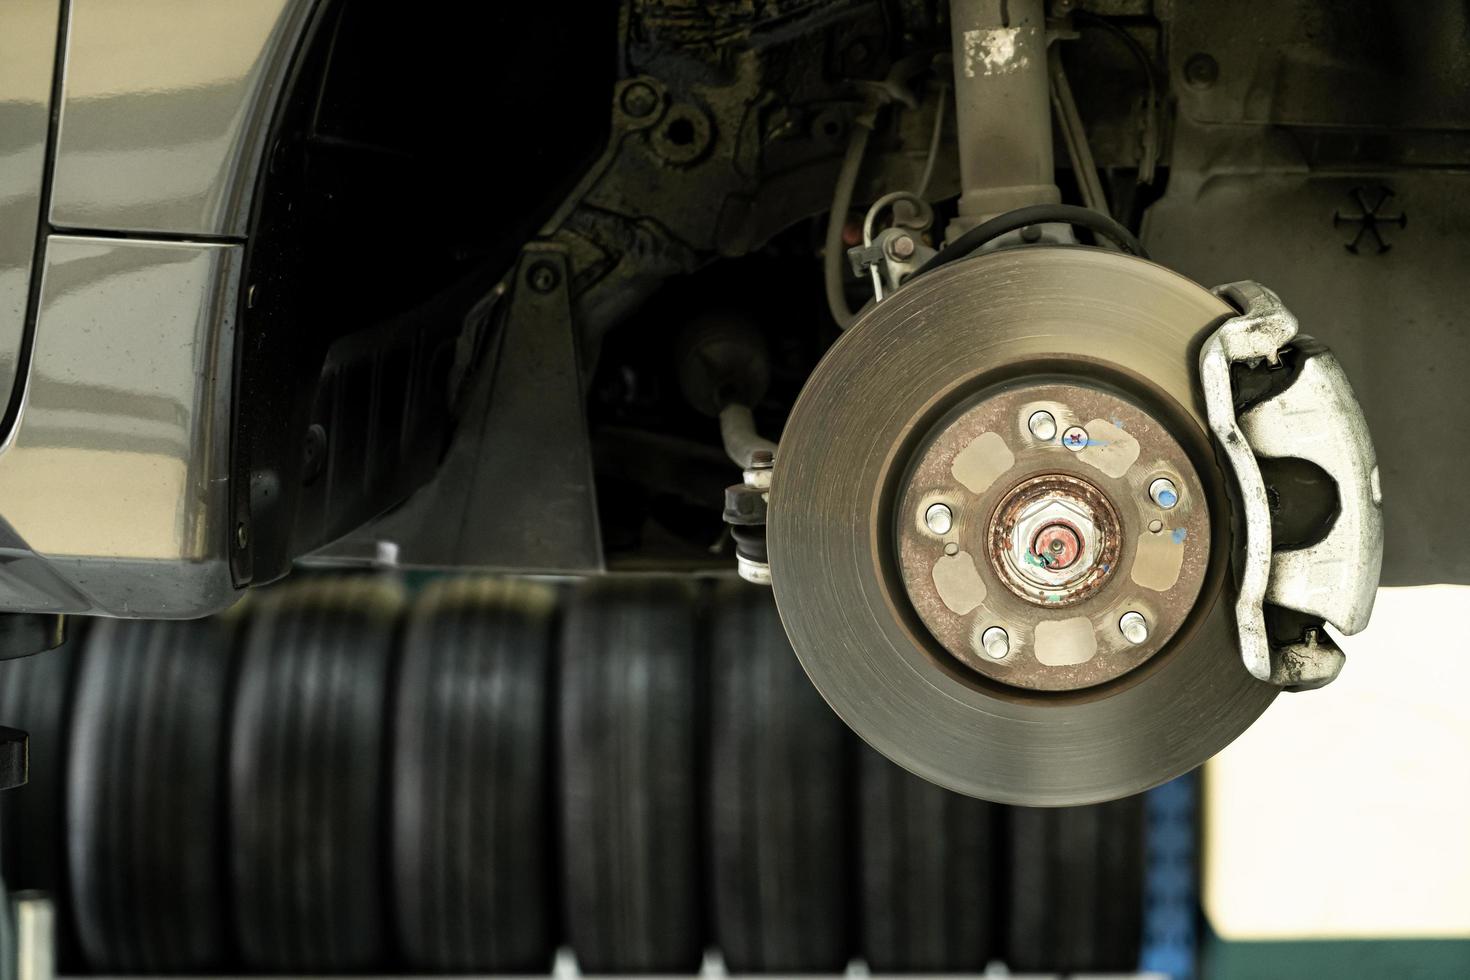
xmin=1201 ymin=281 xmax=1383 ymax=690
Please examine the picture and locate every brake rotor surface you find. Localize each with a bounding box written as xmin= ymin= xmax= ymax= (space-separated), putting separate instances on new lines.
xmin=768 ymin=247 xmax=1277 ymax=805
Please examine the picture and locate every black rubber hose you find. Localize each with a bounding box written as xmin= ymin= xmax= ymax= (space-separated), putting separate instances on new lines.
xmin=915 ymin=203 xmax=1149 ymax=280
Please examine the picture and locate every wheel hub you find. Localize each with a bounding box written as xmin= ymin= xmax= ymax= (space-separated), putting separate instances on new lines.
xmin=896 ymin=379 xmax=1211 ymax=692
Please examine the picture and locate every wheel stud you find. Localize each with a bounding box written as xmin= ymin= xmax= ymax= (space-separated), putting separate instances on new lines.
xmin=981 ymin=626 xmax=1010 ymax=659
xmin=924 ymin=502 xmax=953 ymax=535
xmin=1027 ymin=411 xmax=1057 ymax=441
xmin=1119 ymin=611 xmax=1149 ymax=645
xmin=1149 ymin=477 xmax=1179 ymax=509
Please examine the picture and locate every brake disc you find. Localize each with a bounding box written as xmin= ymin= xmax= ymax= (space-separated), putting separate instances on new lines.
xmin=768 ymin=246 xmax=1277 ymax=806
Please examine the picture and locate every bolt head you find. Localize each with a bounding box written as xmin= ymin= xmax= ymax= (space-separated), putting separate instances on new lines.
xmin=1027 ymin=410 xmax=1057 ymax=441
xmin=981 ymin=626 xmax=1010 ymax=660
xmin=889 ymin=234 xmax=916 ymax=260
xmin=1184 ymin=52 xmax=1220 ymax=89
xmin=924 ymin=502 xmax=953 ymax=535
xmin=1149 ymin=477 xmax=1179 ymax=509
xmin=527 ymin=261 xmax=560 ymax=294
xmin=619 ymin=81 xmax=660 ymax=118
xmin=1119 ymin=610 xmax=1149 ymax=645
xmin=1062 ymin=425 xmax=1089 ymax=452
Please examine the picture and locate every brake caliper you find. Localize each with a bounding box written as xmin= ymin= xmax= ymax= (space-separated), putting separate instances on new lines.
xmin=1201 ymin=281 xmax=1384 ymax=690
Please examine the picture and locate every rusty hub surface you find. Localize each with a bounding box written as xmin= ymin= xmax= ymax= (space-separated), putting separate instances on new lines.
xmin=896 ymin=380 xmax=1212 ymax=691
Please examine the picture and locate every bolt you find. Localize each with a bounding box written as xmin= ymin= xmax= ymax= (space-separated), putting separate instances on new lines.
xmin=944 ymin=542 xmax=959 ymax=556
xmin=1119 ymin=611 xmax=1149 ymax=645
xmin=527 ymin=261 xmax=560 ymax=293
xmin=750 ymin=449 xmax=774 ymax=468
xmin=1149 ymin=477 xmax=1179 ymax=509
xmin=981 ymin=626 xmax=1010 ymax=660
xmin=889 ymin=234 xmax=916 ymax=260
xmin=1028 ymin=410 xmax=1058 ymax=441
xmin=1184 ymin=53 xmax=1220 ymax=89
xmin=235 ymin=522 xmax=249 ymax=549
xmin=620 ymin=80 xmax=660 ymax=119
xmin=1062 ymin=425 xmax=1089 ymax=452
xmin=1148 ymin=519 xmax=1163 ymax=534
xmin=925 ymin=502 xmax=953 ymax=535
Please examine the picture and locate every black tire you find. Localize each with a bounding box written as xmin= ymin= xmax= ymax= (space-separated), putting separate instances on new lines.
xmin=229 ymin=577 xmax=401 ymax=972
xmin=393 ymin=577 xmax=557 ymax=972
xmin=558 ymin=577 xmax=703 ymax=974
xmin=707 ymin=581 xmax=852 ymax=973
xmin=1005 ymin=795 xmax=1146 ymax=974
xmin=858 ymin=746 xmax=997 ymax=972
xmin=0 ymin=636 xmax=78 ymax=968
xmin=66 ymin=618 xmax=235 ymax=972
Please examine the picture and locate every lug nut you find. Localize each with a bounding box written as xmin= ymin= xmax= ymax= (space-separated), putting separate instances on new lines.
xmin=925 ymin=502 xmax=953 ymax=535
xmin=1149 ymin=477 xmax=1179 ymax=509
xmin=1028 ymin=410 xmax=1057 ymax=441
xmin=1062 ymin=425 xmax=1089 ymax=452
xmin=1119 ymin=611 xmax=1149 ymax=645
xmin=981 ymin=626 xmax=1009 ymax=659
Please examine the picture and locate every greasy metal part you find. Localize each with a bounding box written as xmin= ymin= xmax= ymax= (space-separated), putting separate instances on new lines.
xmin=895 ymin=380 xmax=1210 ymax=691
xmin=0 ymin=238 xmax=241 ymax=617
xmin=0 ymin=0 xmax=62 ymax=430
xmin=769 ymin=247 xmax=1275 ymax=804
xmin=48 ymin=0 xmax=317 ymax=236
xmin=310 ymin=247 xmax=603 ymax=574
xmin=947 ymin=0 xmax=1060 ymax=238
xmin=1198 ymin=281 xmax=1298 ymax=684
xmin=1239 ymin=342 xmax=1383 ymax=636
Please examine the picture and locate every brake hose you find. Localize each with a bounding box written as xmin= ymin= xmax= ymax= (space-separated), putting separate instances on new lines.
xmin=913 ymin=204 xmax=1149 ymax=283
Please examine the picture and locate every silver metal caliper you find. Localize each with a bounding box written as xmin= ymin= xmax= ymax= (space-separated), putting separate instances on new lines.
xmin=1201 ymin=281 xmax=1384 ymax=691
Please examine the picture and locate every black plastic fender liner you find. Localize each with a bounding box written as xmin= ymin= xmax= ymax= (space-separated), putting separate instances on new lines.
xmin=558 ymin=577 xmax=704 ymax=974
xmin=0 ymin=633 xmax=80 ymax=969
xmin=229 ymin=577 xmax=403 ymax=972
xmin=707 ymin=581 xmax=853 ymax=973
xmin=858 ymin=747 xmax=998 ymax=973
xmin=1005 ymin=795 xmax=1147 ymax=974
xmin=393 ymin=577 xmax=557 ymax=972
xmin=66 ymin=618 xmax=237 ymax=972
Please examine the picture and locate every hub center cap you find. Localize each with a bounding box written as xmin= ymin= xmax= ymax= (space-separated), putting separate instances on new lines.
xmin=990 ymin=472 xmax=1120 ymax=604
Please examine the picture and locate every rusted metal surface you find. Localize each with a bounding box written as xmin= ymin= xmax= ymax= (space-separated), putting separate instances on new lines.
xmin=895 ymin=380 xmax=1211 ymax=692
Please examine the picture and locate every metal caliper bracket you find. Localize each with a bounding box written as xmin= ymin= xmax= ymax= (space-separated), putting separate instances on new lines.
xmin=1201 ymin=281 xmax=1383 ymax=689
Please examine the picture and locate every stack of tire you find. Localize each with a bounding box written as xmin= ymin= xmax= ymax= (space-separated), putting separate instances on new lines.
xmin=0 ymin=575 xmax=1145 ymax=974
